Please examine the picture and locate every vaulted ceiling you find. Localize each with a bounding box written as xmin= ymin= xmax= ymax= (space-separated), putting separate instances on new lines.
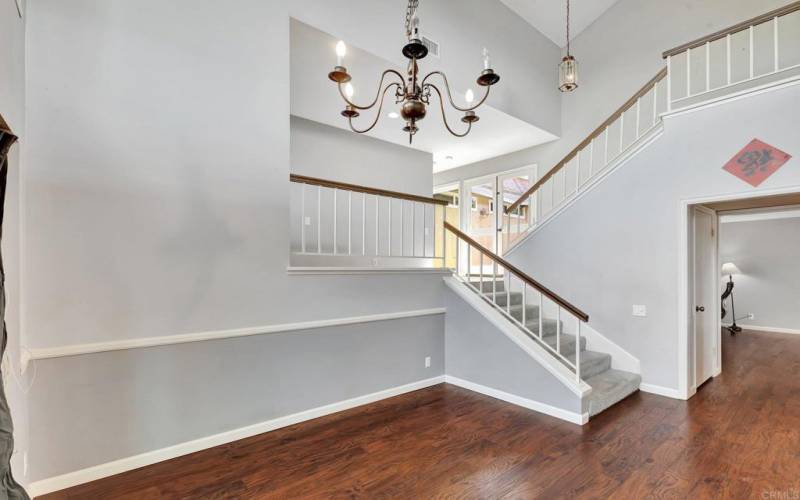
xmin=500 ymin=0 xmax=620 ymax=47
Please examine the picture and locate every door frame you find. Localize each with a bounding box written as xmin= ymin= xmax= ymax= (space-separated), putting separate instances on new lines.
xmin=690 ymin=205 xmax=720 ymax=392
xmin=677 ymin=184 xmax=800 ymax=400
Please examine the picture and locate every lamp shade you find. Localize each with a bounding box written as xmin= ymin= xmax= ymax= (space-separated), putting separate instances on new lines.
xmin=721 ymin=262 xmax=741 ymax=276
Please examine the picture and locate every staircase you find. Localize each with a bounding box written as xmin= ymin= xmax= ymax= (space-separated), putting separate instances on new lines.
xmin=468 ymin=278 xmax=640 ymax=417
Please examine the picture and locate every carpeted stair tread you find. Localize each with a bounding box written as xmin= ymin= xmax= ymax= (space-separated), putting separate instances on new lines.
xmin=584 ymin=369 xmax=641 ymax=417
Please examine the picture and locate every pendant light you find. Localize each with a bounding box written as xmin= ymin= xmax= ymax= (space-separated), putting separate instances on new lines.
xmin=558 ymin=0 xmax=578 ymax=92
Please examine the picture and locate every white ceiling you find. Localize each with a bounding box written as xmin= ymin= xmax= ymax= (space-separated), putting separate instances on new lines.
xmin=290 ymin=19 xmax=557 ymax=172
xmin=500 ymin=0 xmax=620 ymax=48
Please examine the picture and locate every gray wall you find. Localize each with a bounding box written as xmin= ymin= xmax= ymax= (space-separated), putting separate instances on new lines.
xmin=444 ymin=288 xmax=581 ymax=414
xmin=23 ymin=0 xmax=446 ymax=483
xmin=504 ymin=82 xmax=800 ymax=390
xmin=30 ymin=314 xmax=444 ymax=481
xmin=434 ymin=0 xmax=792 ymax=186
xmin=720 ymin=217 xmax=800 ymax=330
xmin=0 ymin=0 xmax=28 ymax=484
xmin=291 ymin=116 xmax=432 ymax=197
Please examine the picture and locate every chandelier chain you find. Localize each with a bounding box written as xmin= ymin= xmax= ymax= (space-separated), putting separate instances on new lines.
xmin=405 ymin=0 xmax=420 ymax=38
xmin=566 ymin=0 xmax=571 ymax=55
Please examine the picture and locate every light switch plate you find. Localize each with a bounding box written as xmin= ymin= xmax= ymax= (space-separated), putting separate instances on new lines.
xmin=304 ymin=216 xmax=311 ymax=226
xmin=632 ymin=305 xmax=647 ymax=317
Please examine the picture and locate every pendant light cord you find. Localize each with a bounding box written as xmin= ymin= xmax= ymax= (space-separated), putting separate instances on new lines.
xmin=566 ymin=0 xmax=571 ymax=56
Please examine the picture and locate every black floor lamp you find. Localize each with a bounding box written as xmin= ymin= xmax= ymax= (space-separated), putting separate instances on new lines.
xmin=721 ymin=262 xmax=742 ymax=335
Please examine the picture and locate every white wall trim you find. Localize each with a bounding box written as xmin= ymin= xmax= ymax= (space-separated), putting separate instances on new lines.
xmin=639 ymin=382 xmax=685 ymax=400
xmin=724 ymin=324 xmax=800 ymax=335
xmin=22 ymin=308 xmax=446 ymax=369
xmin=719 ymin=205 xmax=800 ymax=223
xmin=504 ymin=122 xmax=665 ymax=258
xmin=443 ymin=276 xmax=591 ymax=398
xmin=27 ymin=375 xmax=446 ymax=497
xmin=444 ymin=375 xmax=588 ymax=425
xmin=663 ymin=72 xmax=800 ymax=120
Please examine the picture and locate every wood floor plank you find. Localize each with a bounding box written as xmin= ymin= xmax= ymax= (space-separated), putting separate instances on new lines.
xmin=39 ymin=329 xmax=800 ymax=499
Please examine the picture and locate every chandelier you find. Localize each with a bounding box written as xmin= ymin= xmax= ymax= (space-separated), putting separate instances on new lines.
xmin=558 ymin=0 xmax=578 ymax=92
xmin=327 ymin=0 xmax=500 ymax=144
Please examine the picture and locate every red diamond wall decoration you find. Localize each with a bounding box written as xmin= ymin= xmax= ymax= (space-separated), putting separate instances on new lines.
xmin=723 ymin=139 xmax=792 ymax=187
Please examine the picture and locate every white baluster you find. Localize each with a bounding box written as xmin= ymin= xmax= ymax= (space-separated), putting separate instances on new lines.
xmin=604 ymin=126 xmax=610 ymax=165
xmin=522 ymin=284 xmax=527 ymax=326
xmin=412 ymin=202 xmax=416 ymax=257
xmin=506 ymin=274 xmax=511 ymax=315
xmin=726 ymin=34 xmax=732 ymax=85
xmin=705 ymin=41 xmax=711 ymax=92
xmin=492 ymin=261 xmax=497 ymax=303
xmin=576 ymin=320 xmax=582 ymax=382
xmin=652 ymin=82 xmax=658 ymax=126
xmin=400 ymin=200 xmax=404 ymax=257
xmin=375 ymin=195 xmax=379 ymax=256
xmin=347 ymin=191 xmax=352 ymax=255
xmin=333 ymin=189 xmax=337 ymax=255
xmin=666 ymin=55 xmax=673 ymax=111
xmin=479 ymin=252 xmax=484 ymax=294
xmin=575 ymin=153 xmax=581 ymax=192
xmin=317 ymin=186 xmax=322 ymax=254
xmin=686 ymin=47 xmax=692 ymax=97
xmin=589 ymin=138 xmax=595 ymax=177
xmin=556 ymin=306 xmax=561 ymax=354
xmin=774 ymin=16 xmax=780 ymax=72
xmin=362 ymin=193 xmax=366 ymax=256
xmin=749 ymin=25 xmax=754 ymax=79
xmin=635 ymin=99 xmax=641 ymax=140
xmin=619 ymin=113 xmax=625 ymax=154
xmin=300 ymin=183 xmax=306 ymax=253
xmin=538 ymin=292 xmax=543 ymax=339
xmin=388 ymin=199 xmax=392 ymax=257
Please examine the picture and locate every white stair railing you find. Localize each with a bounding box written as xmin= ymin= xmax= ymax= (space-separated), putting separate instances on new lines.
xmin=445 ymin=222 xmax=589 ymax=383
xmin=290 ymin=174 xmax=449 ymax=266
xmin=501 ymin=2 xmax=800 ymax=254
xmin=663 ymin=2 xmax=800 ymax=111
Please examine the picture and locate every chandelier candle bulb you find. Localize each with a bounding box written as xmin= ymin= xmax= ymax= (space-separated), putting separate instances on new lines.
xmin=465 ymin=89 xmax=474 ymax=104
xmin=482 ymin=48 xmax=491 ymax=70
xmin=344 ymin=82 xmax=354 ymax=98
xmin=335 ymin=40 xmax=346 ymax=66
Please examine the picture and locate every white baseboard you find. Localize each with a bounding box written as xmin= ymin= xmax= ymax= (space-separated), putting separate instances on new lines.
xmin=723 ymin=323 xmax=800 ymax=335
xmin=444 ymin=375 xmax=588 ymax=425
xmin=28 ymin=375 xmax=445 ymax=498
xmin=639 ymin=382 xmax=684 ymax=400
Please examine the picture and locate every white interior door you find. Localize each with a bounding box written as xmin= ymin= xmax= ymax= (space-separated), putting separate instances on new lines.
xmin=693 ymin=206 xmax=718 ymax=388
xmin=498 ymin=167 xmax=536 ymax=254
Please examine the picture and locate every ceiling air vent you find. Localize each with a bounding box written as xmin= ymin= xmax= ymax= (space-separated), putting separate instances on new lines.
xmin=421 ymin=36 xmax=440 ymax=58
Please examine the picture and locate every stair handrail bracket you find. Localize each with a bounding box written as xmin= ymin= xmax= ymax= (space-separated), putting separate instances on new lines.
xmin=444 ymin=221 xmax=588 ymax=384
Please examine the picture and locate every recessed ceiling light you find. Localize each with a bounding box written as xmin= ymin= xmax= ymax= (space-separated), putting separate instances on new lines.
xmin=445 ymin=155 xmax=454 ymax=160
xmin=387 ymin=111 xmax=399 ymax=119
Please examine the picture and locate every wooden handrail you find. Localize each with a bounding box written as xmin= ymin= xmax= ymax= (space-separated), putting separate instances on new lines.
xmin=444 ymin=222 xmax=589 ymax=322
xmin=505 ymin=68 xmax=667 ymax=215
xmin=662 ymin=1 xmax=800 ymax=58
xmin=290 ymin=174 xmax=448 ymax=206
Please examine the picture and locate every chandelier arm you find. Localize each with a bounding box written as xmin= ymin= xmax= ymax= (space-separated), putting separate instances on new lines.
xmin=338 ymin=70 xmax=406 ymax=110
xmin=347 ymin=83 xmax=401 ymax=134
xmin=425 ymin=83 xmax=472 ymax=138
xmin=420 ymin=71 xmax=491 ymax=112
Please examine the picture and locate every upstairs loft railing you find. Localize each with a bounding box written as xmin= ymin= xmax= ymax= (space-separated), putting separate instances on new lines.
xmin=290 ymin=174 xmax=450 ymax=266
xmin=501 ymin=2 xmax=800 ymax=253
xmin=502 ymin=68 xmax=668 ymax=250
xmin=445 ymin=222 xmax=589 ymax=383
xmin=663 ymin=1 xmax=800 ymax=108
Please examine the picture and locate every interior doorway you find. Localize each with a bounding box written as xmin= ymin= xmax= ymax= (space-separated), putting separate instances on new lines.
xmin=683 ymin=189 xmax=800 ymax=397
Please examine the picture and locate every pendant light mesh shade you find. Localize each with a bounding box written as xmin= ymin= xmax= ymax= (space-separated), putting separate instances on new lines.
xmin=559 ymin=55 xmax=578 ymax=92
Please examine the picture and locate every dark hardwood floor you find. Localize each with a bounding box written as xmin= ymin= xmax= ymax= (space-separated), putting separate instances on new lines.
xmin=41 ymin=329 xmax=800 ymax=499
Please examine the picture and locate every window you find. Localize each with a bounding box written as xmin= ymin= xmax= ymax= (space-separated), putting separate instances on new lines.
xmin=489 ymin=200 xmax=494 ymax=213
xmin=471 ymin=196 xmax=477 ymax=211
xmin=451 ymin=194 xmax=460 ymax=208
